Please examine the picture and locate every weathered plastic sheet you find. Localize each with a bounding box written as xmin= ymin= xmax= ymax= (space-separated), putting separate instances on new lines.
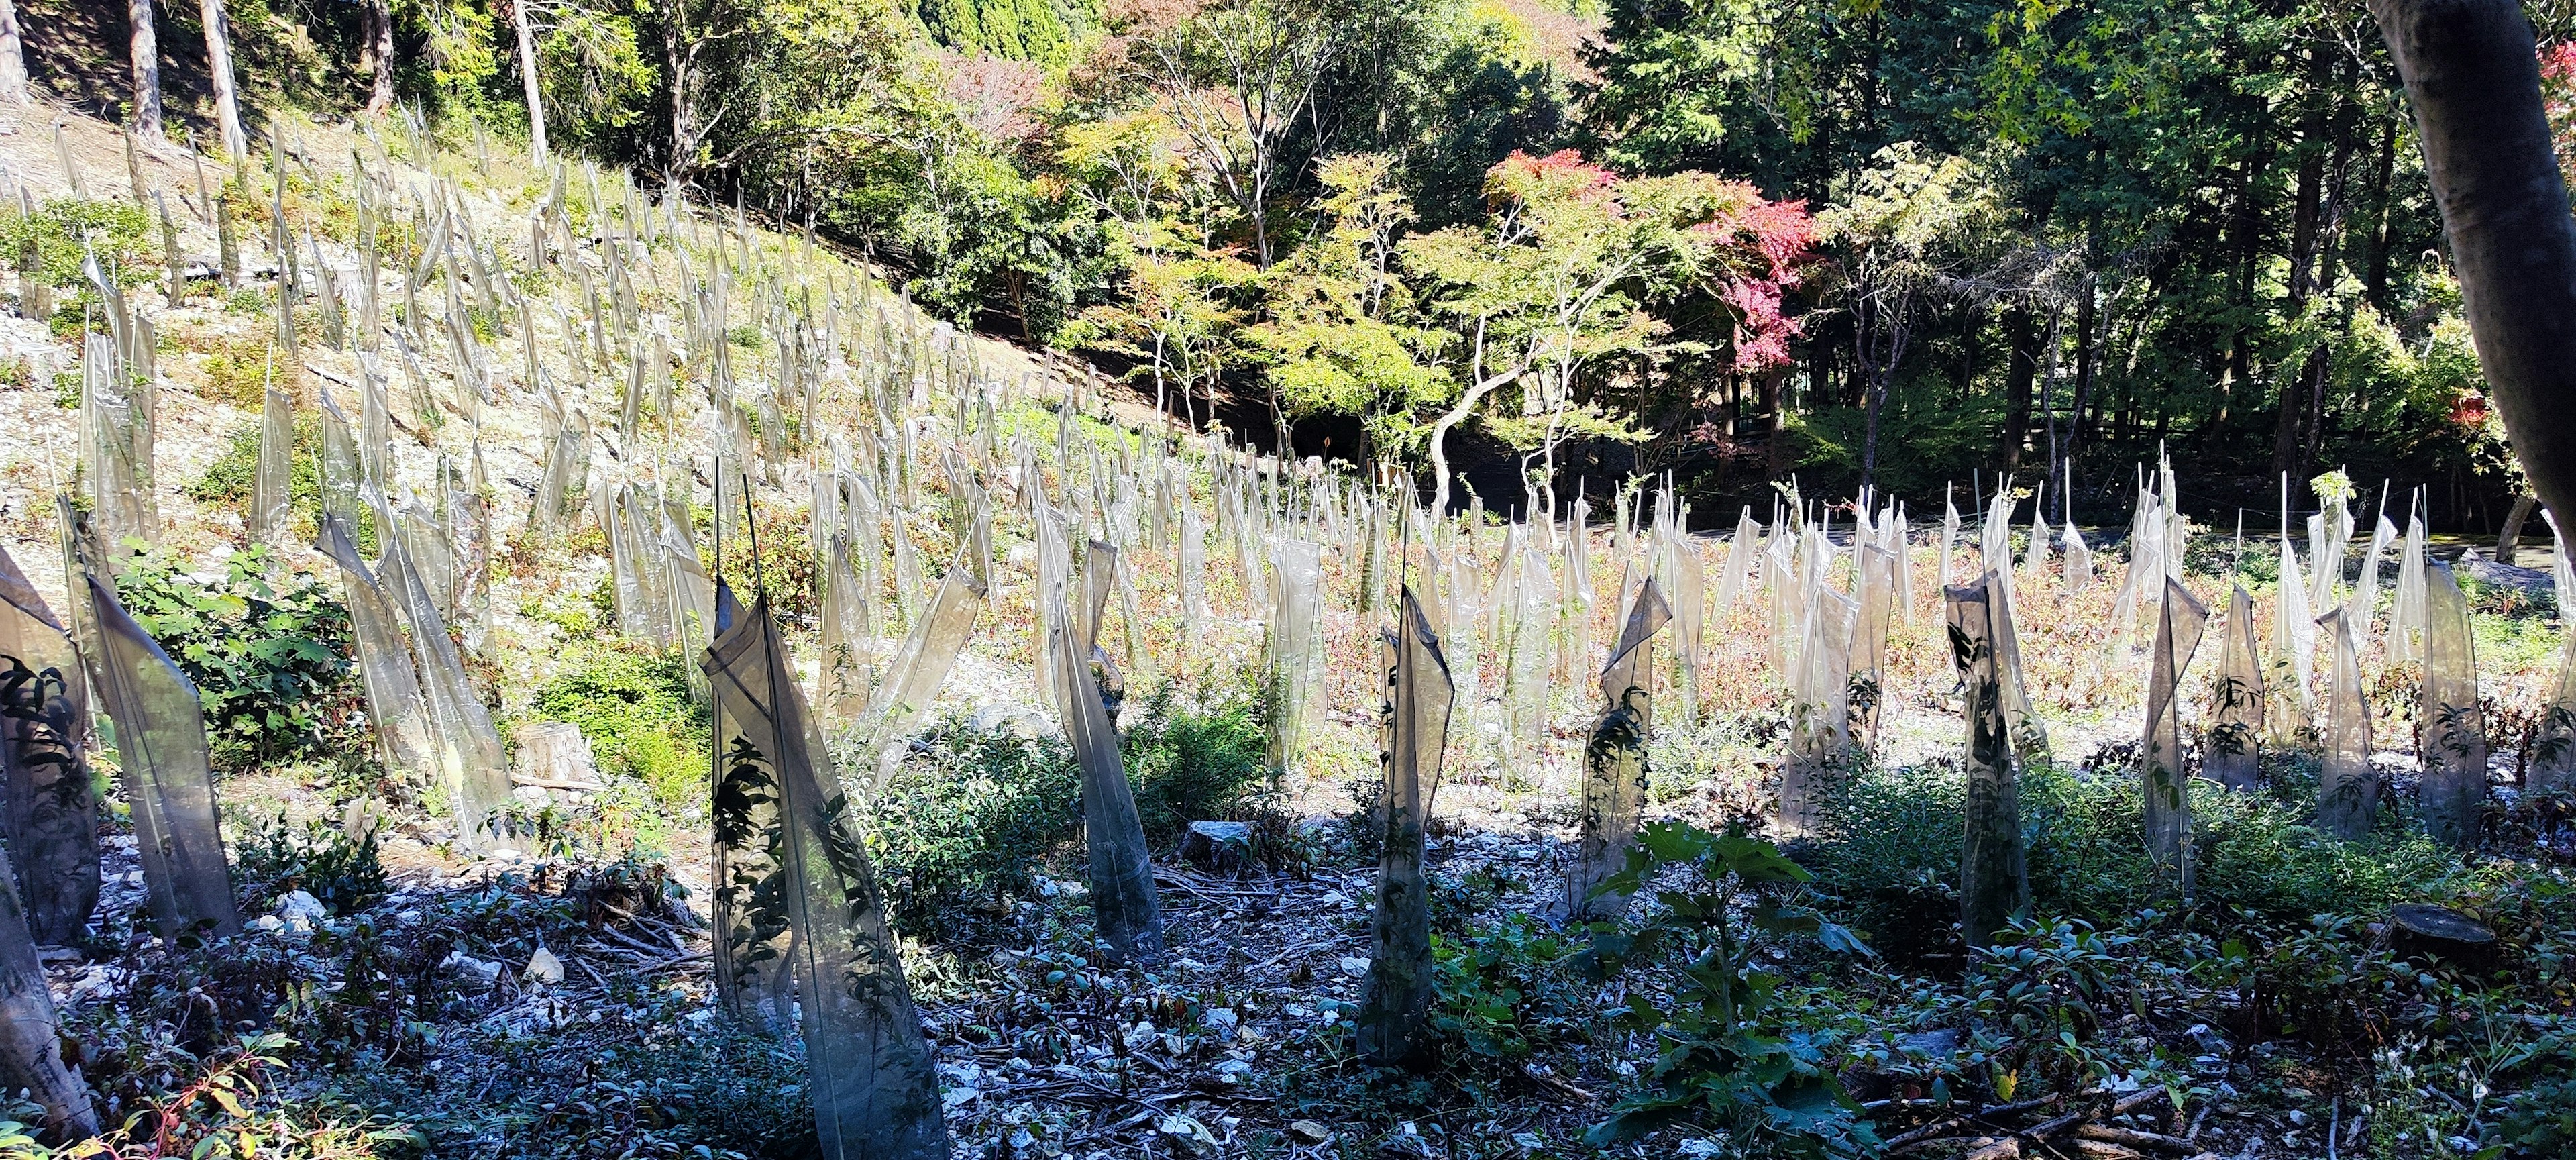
xmin=1358 ymin=587 xmax=1452 ymax=1067
xmin=2418 ymin=560 xmax=2486 ymax=848
xmin=1947 ymin=574 xmax=2027 ymax=947
xmin=1569 ymin=578 xmax=1670 ymax=922
xmin=376 ymin=517 xmax=510 ymax=851
xmin=1502 ymin=543 xmax=1553 ymax=765
xmin=2204 ymin=585 xmax=2267 ymax=791
xmin=702 ymin=588 xmax=951 ymax=1159
xmin=2314 ymin=608 xmax=2377 ymax=839
xmin=1989 ymin=563 xmax=2047 ymax=759
xmin=0 ymin=543 xmax=96 ymax=945
xmin=0 ymin=837 xmax=97 ymax=1137
xmin=64 ymin=529 xmax=239 ymax=939
xmin=2141 ymin=578 xmax=2208 ymax=890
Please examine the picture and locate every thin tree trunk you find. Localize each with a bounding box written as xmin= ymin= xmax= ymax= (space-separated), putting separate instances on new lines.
xmin=2002 ymin=305 xmax=2037 ymax=472
xmin=200 ymin=0 xmax=247 ymax=166
xmin=2498 ymin=493 xmax=2536 ymax=564
xmin=0 ymin=0 xmax=28 ymax=106
xmin=511 ymin=0 xmax=547 ymax=168
xmin=362 ymin=0 xmax=394 ymax=116
xmin=2371 ymin=0 xmax=2576 ymax=524
xmin=129 ymin=0 xmax=162 ymax=137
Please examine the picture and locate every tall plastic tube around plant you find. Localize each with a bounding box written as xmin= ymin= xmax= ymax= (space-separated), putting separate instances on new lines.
xmin=0 ymin=542 xmax=96 ymax=945
xmin=2534 ymin=629 xmax=2576 ymax=794
xmin=702 ymin=587 xmax=952 ymax=1160
xmin=863 ymin=556 xmax=987 ymax=796
xmin=2418 ymin=560 xmax=2486 ymax=848
xmin=1052 ymin=542 xmax=1165 ymax=964
xmin=1713 ymin=507 xmax=1756 ymax=616
xmin=60 ymin=505 xmax=239 ymax=939
xmin=2061 ymin=520 xmax=2093 ymax=596
xmin=1937 ymin=488 xmax=1961 ymax=589
xmin=1569 ymin=578 xmax=1670 ymax=922
xmin=1264 ymin=538 xmax=1324 ymax=780
xmin=79 ymin=333 xmax=156 ymax=553
xmin=2345 ymin=515 xmax=2396 ymax=651
xmin=2391 ymin=504 xmax=2427 ymax=663
xmin=376 ymin=509 xmax=510 ymax=852
xmin=2205 ymin=585 xmax=2267 ymax=791
xmin=2269 ymin=535 xmax=2315 ymax=743
xmin=316 ymin=390 xmax=362 ymax=526
xmin=2314 ymin=607 xmax=2376 ymax=840
xmin=1358 ymin=586 xmax=1453 ymax=1068
xmin=1947 ymin=572 xmax=2027 ymax=948
xmin=1851 ymin=545 xmax=1898 ymax=744
xmin=250 ymin=380 xmax=294 ymax=543
xmin=1780 ymin=588 xmax=1858 ymax=835
xmin=315 ymin=513 xmax=439 ymax=793
xmin=1502 ymin=543 xmax=1553 ymax=768
xmin=2141 ymin=578 xmax=2209 ymax=892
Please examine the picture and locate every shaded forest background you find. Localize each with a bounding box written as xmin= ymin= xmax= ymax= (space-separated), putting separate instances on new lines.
xmin=25 ymin=0 xmax=2572 ymax=528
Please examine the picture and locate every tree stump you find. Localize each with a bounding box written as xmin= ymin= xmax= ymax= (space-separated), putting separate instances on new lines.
xmin=1179 ymin=821 xmax=1253 ymax=876
xmin=511 ymin=722 xmax=604 ymax=794
xmin=2384 ymin=903 xmax=2498 ymax=970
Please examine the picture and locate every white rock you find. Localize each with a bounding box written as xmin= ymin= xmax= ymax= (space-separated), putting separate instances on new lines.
xmin=274 ymin=890 xmax=327 ymax=930
xmin=1339 ymin=955 xmax=1370 ymax=978
xmin=524 ymin=945 xmax=566 ymax=984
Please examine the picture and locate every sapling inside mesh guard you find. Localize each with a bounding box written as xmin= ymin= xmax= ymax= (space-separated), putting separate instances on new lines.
xmin=315 ymin=513 xmax=438 ymax=792
xmin=2141 ymin=577 xmax=2208 ymax=892
xmin=60 ymin=503 xmax=239 ymax=939
xmin=1358 ymin=587 xmax=1453 ymax=1067
xmin=1947 ymin=572 xmax=2027 ymax=948
xmin=2418 ymin=560 xmax=2486 ymax=848
xmin=1570 ymin=577 xmax=1670 ymax=922
xmin=2205 ymin=585 xmax=2267 ymax=791
xmin=862 ymin=551 xmax=988 ymax=796
xmin=702 ymin=587 xmax=951 ymax=1160
xmin=0 ymin=542 xmax=96 ymax=945
xmin=2314 ymin=607 xmax=2377 ymax=841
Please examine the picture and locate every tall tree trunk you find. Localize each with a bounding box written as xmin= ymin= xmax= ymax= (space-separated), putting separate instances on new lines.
xmin=2363 ymin=114 xmax=2398 ymax=308
xmin=129 ymin=0 xmax=162 ymax=137
xmin=362 ymin=0 xmax=394 ymax=116
xmin=2002 ymin=305 xmax=2037 ymax=472
xmin=200 ymin=0 xmax=246 ymax=166
xmin=2275 ymin=48 xmax=2333 ymax=478
xmin=0 ymin=0 xmax=28 ymax=106
xmin=2371 ymin=0 xmax=2576 ymax=524
xmin=510 ymin=0 xmax=548 ymax=168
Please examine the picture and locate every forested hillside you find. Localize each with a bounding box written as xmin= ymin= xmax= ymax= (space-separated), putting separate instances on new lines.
xmin=14 ymin=0 xmax=2547 ymax=527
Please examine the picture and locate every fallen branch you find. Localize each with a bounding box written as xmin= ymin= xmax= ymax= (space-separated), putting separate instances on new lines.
xmin=2076 ymin=1125 xmax=2201 ymax=1153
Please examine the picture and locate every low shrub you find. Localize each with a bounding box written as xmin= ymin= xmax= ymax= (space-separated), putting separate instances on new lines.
xmin=1809 ymin=760 xmax=2472 ymax=953
xmin=236 ymin=813 xmax=390 ymax=916
xmin=528 ymin=645 xmax=709 ymax=810
xmin=865 ymin=690 xmax=1277 ymax=943
xmin=113 ymin=545 xmax=364 ymax=773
